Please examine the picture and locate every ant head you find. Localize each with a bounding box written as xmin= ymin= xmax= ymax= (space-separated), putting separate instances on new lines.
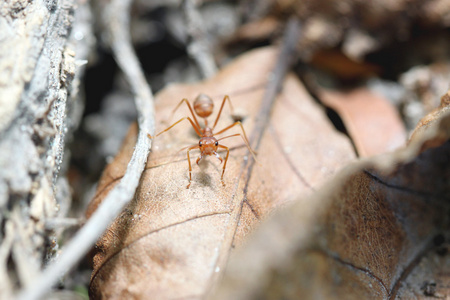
xmin=194 ymin=94 xmax=214 ymax=118
xmin=199 ymin=136 xmax=219 ymax=155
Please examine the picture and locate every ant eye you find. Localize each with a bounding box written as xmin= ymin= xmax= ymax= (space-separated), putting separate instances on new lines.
xmin=215 ymin=141 xmax=218 ymax=146
xmin=199 ymin=141 xmax=202 ymax=146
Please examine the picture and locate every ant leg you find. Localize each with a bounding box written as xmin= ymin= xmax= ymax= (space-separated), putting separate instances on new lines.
xmin=214 ymin=122 xmax=256 ymax=158
xmin=217 ymin=133 xmax=257 ymax=162
xmin=214 ymin=153 xmax=223 ymax=164
xmin=186 ymin=145 xmax=199 ymax=189
xmin=147 ymin=116 xmax=202 ymax=140
xmin=217 ymin=145 xmax=229 ymax=186
xmin=212 ymin=95 xmax=235 ymax=130
xmin=168 ymin=98 xmax=201 ymax=130
xmin=196 ymin=155 xmax=204 ymax=165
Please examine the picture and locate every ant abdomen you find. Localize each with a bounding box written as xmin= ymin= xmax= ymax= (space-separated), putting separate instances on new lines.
xmin=194 ymin=94 xmax=214 ymax=118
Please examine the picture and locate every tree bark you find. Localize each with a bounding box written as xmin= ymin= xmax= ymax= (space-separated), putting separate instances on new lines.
xmin=0 ymin=0 xmax=93 ymax=297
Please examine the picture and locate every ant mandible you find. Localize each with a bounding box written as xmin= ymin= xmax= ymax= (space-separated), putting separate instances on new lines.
xmin=148 ymin=94 xmax=256 ymax=188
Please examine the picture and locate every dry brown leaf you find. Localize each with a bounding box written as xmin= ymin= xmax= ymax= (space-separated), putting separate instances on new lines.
xmin=310 ymin=49 xmax=381 ymax=80
xmin=320 ymin=87 xmax=407 ymax=157
xmin=87 ymin=47 xmax=356 ymax=299
xmin=229 ymin=17 xmax=281 ymax=44
xmin=212 ymin=94 xmax=450 ymax=299
xmin=411 ymin=90 xmax=450 ymax=148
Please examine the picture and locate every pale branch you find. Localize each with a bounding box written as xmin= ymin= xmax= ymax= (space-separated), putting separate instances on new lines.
xmin=16 ymin=0 xmax=155 ymax=299
xmin=183 ymin=0 xmax=218 ymax=78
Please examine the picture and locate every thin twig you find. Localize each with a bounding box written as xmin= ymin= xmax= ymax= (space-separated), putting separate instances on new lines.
xmin=16 ymin=0 xmax=155 ymax=299
xmin=44 ymin=218 xmax=83 ymax=230
xmin=183 ymin=0 xmax=218 ymax=78
xmin=243 ymin=17 xmax=301 ymax=189
xmin=205 ymin=17 xmax=302 ymax=299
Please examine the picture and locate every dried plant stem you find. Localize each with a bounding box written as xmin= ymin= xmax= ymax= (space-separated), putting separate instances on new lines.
xmin=243 ymin=17 xmax=301 ymax=189
xmin=16 ymin=0 xmax=155 ymax=299
xmin=206 ymin=17 xmax=302 ymax=299
xmin=250 ymin=17 xmax=301 ymax=149
xmin=183 ymin=0 xmax=218 ymax=78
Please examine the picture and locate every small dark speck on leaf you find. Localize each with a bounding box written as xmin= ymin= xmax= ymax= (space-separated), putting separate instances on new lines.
xmin=421 ymin=281 xmax=437 ymax=297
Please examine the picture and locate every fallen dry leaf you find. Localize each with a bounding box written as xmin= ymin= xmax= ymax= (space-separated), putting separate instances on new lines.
xmin=411 ymin=90 xmax=450 ymax=146
xmin=87 ymin=46 xmax=357 ymax=299
xmin=310 ymin=49 xmax=381 ymax=80
xmin=212 ymin=92 xmax=450 ymax=299
xmin=320 ymin=87 xmax=407 ymax=157
xmin=228 ymin=16 xmax=282 ymax=44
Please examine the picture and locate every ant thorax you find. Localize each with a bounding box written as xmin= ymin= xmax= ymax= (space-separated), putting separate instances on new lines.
xmin=202 ymin=127 xmax=213 ymax=137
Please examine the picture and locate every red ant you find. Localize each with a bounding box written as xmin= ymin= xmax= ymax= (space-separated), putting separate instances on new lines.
xmin=148 ymin=94 xmax=256 ymax=188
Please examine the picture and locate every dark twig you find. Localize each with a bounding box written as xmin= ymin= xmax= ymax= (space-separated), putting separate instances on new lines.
xmin=205 ymin=17 xmax=302 ymax=299
xmin=16 ymin=0 xmax=155 ymax=299
xmin=244 ymin=17 xmax=301 ymax=188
